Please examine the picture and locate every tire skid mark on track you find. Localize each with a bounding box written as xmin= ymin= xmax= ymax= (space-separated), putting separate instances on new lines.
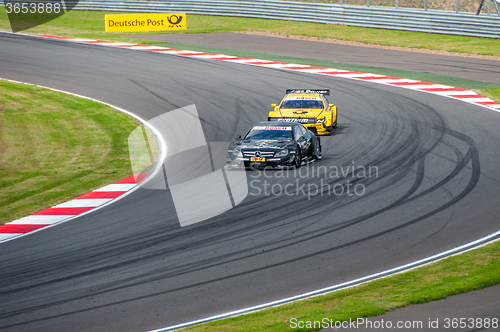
xmin=0 ymin=32 xmax=498 ymax=331
xmin=0 ymin=130 xmax=482 ymax=331
xmin=0 ymin=118 xmax=480 ymax=326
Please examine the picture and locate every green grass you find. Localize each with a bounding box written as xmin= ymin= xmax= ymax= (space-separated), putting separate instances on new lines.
xmin=1 ymin=9 xmax=500 ymax=57
xmin=0 ymin=80 xmax=143 ymax=225
xmin=476 ymin=87 xmax=500 ymax=102
xmin=286 ymin=0 xmax=489 ymax=13
xmin=182 ymin=239 xmax=499 ymax=331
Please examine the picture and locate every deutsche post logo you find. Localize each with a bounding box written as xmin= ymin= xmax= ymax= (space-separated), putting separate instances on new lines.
xmin=166 ymin=14 xmax=183 ymax=27
xmin=105 ymin=13 xmax=186 ymax=32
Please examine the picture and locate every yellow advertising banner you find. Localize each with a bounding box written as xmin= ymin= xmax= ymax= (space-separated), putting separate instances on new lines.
xmin=105 ymin=13 xmax=186 ymax=32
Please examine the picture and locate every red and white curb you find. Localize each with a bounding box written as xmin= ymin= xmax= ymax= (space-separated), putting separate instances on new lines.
xmin=31 ymin=33 xmax=500 ymax=112
xmin=0 ymin=75 xmax=167 ymax=244
xmin=0 ymin=174 xmax=148 ymax=242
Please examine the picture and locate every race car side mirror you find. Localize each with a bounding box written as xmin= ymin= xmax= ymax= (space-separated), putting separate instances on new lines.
xmin=236 ymin=135 xmax=242 ymax=140
xmin=271 ymin=104 xmax=276 ymax=107
xmin=329 ymin=104 xmax=334 ymax=108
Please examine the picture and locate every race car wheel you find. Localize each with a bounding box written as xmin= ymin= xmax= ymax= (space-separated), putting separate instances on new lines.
xmin=326 ymin=118 xmax=337 ymax=135
xmin=313 ymin=139 xmax=322 ymax=160
xmin=293 ymin=150 xmax=302 ymax=168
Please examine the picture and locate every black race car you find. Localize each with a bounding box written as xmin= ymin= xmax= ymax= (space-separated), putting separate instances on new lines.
xmin=226 ymin=122 xmax=321 ymax=168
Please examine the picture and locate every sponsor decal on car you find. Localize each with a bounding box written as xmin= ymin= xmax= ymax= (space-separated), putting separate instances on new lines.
xmin=253 ymin=126 xmax=292 ymax=130
xmin=286 ymin=89 xmax=330 ymax=95
xmin=276 ymin=118 xmax=312 ymax=123
xmin=284 ymin=96 xmax=322 ymax=100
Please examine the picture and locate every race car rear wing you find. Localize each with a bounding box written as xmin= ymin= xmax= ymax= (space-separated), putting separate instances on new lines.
xmin=286 ymin=89 xmax=330 ymax=95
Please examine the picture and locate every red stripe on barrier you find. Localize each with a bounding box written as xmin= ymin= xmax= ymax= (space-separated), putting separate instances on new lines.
xmin=224 ymin=57 xmax=254 ymax=61
xmin=189 ymin=53 xmax=222 ymax=57
xmin=389 ymin=81 xmax=436 ymax=86
xmin=33 ymin=207 xmax=94 ymax=215
xmin=325 ymin=71 xmax=364 ymax=75
xmin=145 ymin=48 xmax=188 ymax=52
xmin=83 ymin=40 xmax=113 ymax=44
xmin=290 ymin=66 xmax=330 ymax=70
xmin=112 ymin=44 xmax=152 ymax=47
xmin=76 ymin=191 xmax=126 ymax=199
xmin=205 ymin=56 xmax=237 ymax=60
xmin=419 ymin=87 xmax=469 ymax=92
xmin=245 ymin=61 xmax=281 ymax=65
xmin=260 ymin=62 xmax=295 ymax=66
xmin=361 ymin=76 xmax=402 ymax=80
xmin=0 ymin=224 xmax=49 ymax=233
xmin=37 ymin=35 xmax=72 ymax=39
xmin=114 ymin=173 xmax=148 ymax=184
xmin=111 ymin=44 xmax=152 ymax=48
xmin=316 ymin=70 xmax=352 ymax=74
xmin=449 ymin=94 xmax=484 ymax=99
xmin=477 ymin=101 xmax=500 ymax=105
xmin=173 ymin=52 xmax=208 ymax=56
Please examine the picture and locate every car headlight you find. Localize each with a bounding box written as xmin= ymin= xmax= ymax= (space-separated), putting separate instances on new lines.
xmin=232 ymin=147 xmax=242 ymax=158
xmin=275 ymin=149 xmax=289 ymax=157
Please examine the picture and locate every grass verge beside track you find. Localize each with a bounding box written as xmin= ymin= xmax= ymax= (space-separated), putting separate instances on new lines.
xmin=0 ymin=80 xmax=140 ymax=225
xmin=1 ymin=9 xmax=500 ymax=58
xmin=476 ymin=87 xmax=500 ymax=103
xmin=182 ymin=239 xmax=500 ymax=331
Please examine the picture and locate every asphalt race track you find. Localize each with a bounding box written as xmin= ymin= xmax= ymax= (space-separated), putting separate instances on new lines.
xmin=141 ymin=32 xmax=500 ymax=85
xmin=1 ymin=32 xmax=500 ymax=332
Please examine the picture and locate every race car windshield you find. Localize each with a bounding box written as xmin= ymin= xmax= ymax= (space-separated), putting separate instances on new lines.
xmin=281 ymin=99 xmax=324 ymax=109
xmin=245 ymin=128 xmax=293 ymax=140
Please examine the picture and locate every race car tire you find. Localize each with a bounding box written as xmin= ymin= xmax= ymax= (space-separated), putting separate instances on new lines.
xmin=293 ymin=149 xmax=302 ymax=168
xmin=313 ymin=139 xmax=322 ymax=160
xmin=326 ymin=117 xmax=337 ymax=135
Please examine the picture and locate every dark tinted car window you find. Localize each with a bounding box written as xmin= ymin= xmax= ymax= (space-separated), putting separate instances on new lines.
xmin=281 ymin=99 xmax=324 ymax=109
xmin=245 ymin=127 xmax=293 ymax=140
xmin=293 ymin=126 xmax=302 ymax=140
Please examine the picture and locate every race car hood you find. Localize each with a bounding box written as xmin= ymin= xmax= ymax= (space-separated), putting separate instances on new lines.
xmin=278 ymin=108 xmax=325 ymax=118
xmin=239 ymin=140 xmax=292 ymax=149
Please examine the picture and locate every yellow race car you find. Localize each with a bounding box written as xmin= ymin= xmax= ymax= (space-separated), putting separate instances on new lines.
xmin=268 ymin=89 xmax=337 ymax=135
